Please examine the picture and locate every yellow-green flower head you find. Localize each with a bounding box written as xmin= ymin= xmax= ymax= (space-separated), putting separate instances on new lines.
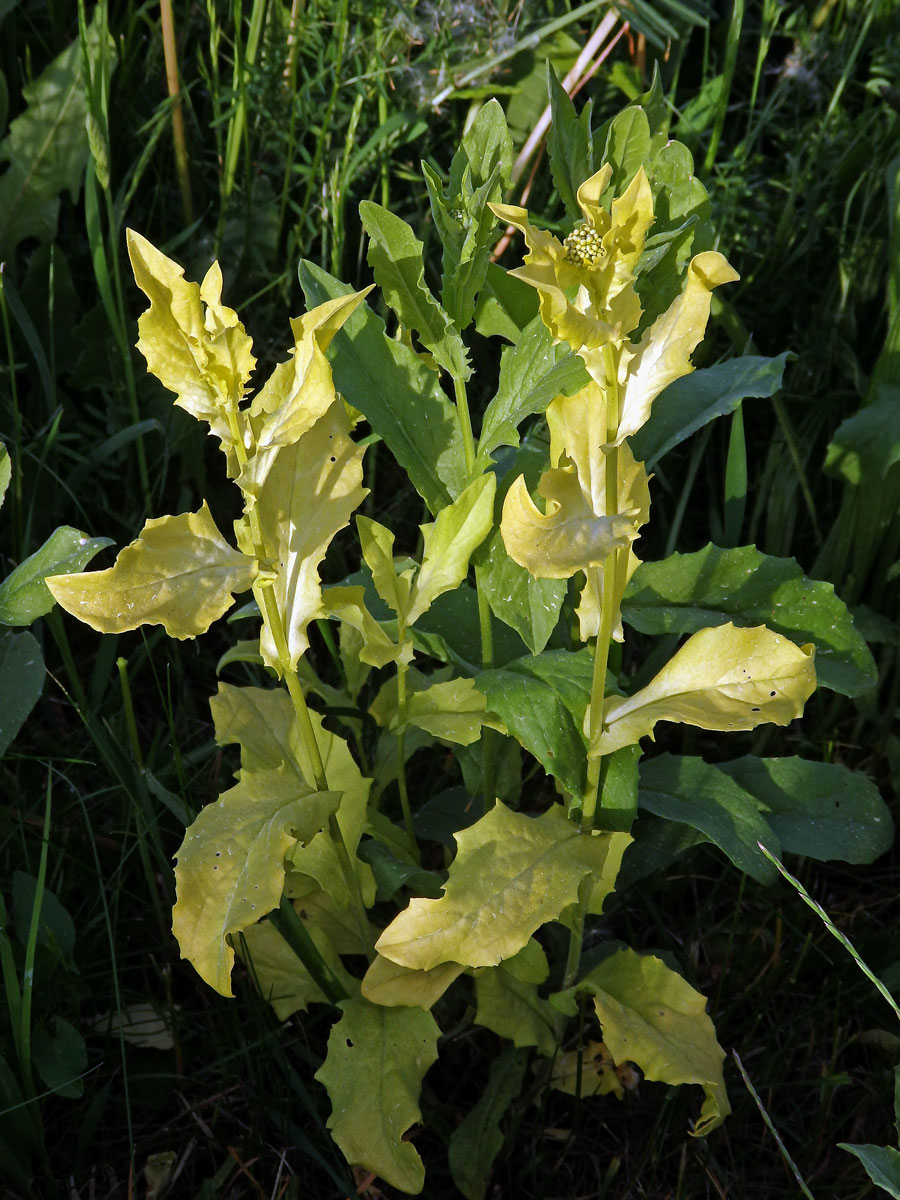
xmin=490 ymin=164 xmax=655 ymax=353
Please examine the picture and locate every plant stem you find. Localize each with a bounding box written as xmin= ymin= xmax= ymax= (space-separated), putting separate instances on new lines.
xmin=453 ymin=374 xmax=477 ymax=479
xmin=582 ymin=343 xmax=621 ymax=831
xmin=453 ymin=374 xmax=499 ymax=809
xmin=395 ymin=655 xmax=420 ymax=861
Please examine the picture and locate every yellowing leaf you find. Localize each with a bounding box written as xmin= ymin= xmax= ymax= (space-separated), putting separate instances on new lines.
xmin=236 ymin=917 xmax=354 ymax=1019
xmin=578 ymin=948 xmax=730 ymax=1135
xmin=361 ymin=955 xmax=464 ymax=1009
xmin=172 ymin=766 xmax=340 ymax=996
xmin=323 ymin=585 xmax=411 ymax=668
xmin=239 ymin=290 xmax=371 ymax=503
xmin=596 ymin=622 xmax=816 ymax=755
xmin=209 ymin=683 xmax=375 ymax=906
xmin=403 ymin=677 xmax=501 ymax=745
xmin=357 ymin=516 xmax=412 ymax=620
xmin=46 ymin=503 xmax=257 ymax=638
xmin=474 ymin=962 xmax=557 ymax=1055
xmin=375 ymin=802 xmax=623 ymax=971
xmin=127 ymin=231 xmax=254 ymax=470
xmin=241 ymin=402 xmax=367 ymax=672
xmin=613 ymin=251 xmax=739 ymax=442
xmin=500 ymin=466 xmax=638 ymax=579
xmin=548 ymin=1040 xmax=623 ymax=1098
xmin=316 ymin=998 xmax=440 ymax=1194
xmin=406 ymin=474 xmax=496 ymax=625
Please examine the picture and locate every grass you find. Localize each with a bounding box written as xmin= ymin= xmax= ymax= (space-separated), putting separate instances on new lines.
xmin=1 ymin=0 xmax=898 ymax=1196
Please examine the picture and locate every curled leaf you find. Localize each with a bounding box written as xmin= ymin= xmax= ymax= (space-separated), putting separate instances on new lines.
xmin=500 ymin=465 xmax=638 ymax=580
xmin=596 ymin=622 xmax=816 ymax=756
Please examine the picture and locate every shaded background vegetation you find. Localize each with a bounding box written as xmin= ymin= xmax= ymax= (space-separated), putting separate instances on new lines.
xmin=1 ymin=0 xmax=898 ymax=1195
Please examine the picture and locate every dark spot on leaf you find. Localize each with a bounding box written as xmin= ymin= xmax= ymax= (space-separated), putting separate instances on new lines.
xmin=770 ymin=690 xmax=777 ymax=697
xmin=346 ymin=1038 xmax=354 ymax=1048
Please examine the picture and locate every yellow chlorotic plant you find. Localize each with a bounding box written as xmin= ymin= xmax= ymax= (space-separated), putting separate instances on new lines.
xmin=492 ymin=166 xmax=814 ymax=831
xmin=37 ymin=90 xmax=890 ymax=1197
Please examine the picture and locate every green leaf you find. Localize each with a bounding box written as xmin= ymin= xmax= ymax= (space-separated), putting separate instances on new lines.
xmin=0 ymin=527 xmax=113 ymax=625
xmin=315 ymin=998 xmax=440 ymax=1194
xmin=476 ymin=529 xmax=566 ymax=655
xmin=475 ymin=316 xmax=589 ymax=471
xmin=323 ymin=585 xmax=409 ymax=669
xmin=825 ymin=389 xmax=900 ymax=485
xmin=298 ymin=261 xmax=467 ymax=511
xmin=573 ymin=948 xmax=730 ymax=1135
xmin=450 ymin=97 xmax=513 ymax=194
xmin=357 ymin=840 xmax=445 ymax=903
xmin=622 ymin=542 xmax=875 ymax=697
xmin=838 ymin=1144 xmax=900 ymax=1198
xmin=32 ymin=1017 xmax=86 ymax=1099
xmin=601 ymin=106 xmax=651 ymax=195
xmin=360 ymin=201 xmax=470 ymax=380
xmin=597 ymin=623 xmax=817 ymax=756
xmin=629 ymin=354 xmax=791 ymax=467
xmin=412 ymin=582 xmax=528 ymax=673
xmin=598 ymin=744 xmax=641 ymax=833
xmin=474 ymin=958 xmax=557 ymax=1056
xmin=12 ymin=872 xmax=76 ymax=964
xmin=546 ymin=62 xmax=594 ymax=221
xmin=0 ymin=442 xmax=9 ymax=508
xmin=47 ymin=503 xmax=257 ymax=639
xmin=407 ymin=474 xmax=496 ymax=625
xmin=0 ymin=630 xmax=43 ymax=758
xmin=714 ymin=756 xmax=894 ymax=864
xmin=0 ymin=8 xmax=115 ymax=259
xmin=474 ymin=262 xmax=539 ymax=341
xmin=376 ymin=803 xmax=622 ymax=971
xmin=172 ymin=765 xmax=340 ymax=996
xmin=427 ymin=101 xmax=511 ymax=331
xmin=478 ymin=650 xmax=593 ymax=799
xmin=638 ymin=755 xmax=780 ymax=885
xmin=448 ymin=1046 xmax=528 ymax=1200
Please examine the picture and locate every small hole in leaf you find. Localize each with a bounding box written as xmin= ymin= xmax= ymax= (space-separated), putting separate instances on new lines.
xmin=770 ymin=690 xmax=777 ymax=697
xmin=346 ymin=1038 xmax=354 ymax=1048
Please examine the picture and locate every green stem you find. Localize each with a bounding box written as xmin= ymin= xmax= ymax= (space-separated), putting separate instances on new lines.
xmin=582 ymin=561 xmax=616 ymax=831
xmin=116 ymin=657 xmax=143 ymax=770
xmin=582 ymin=343 xmax=622 ymax=830
xmin=453 ymin=375 xmax=477 ymax=478
xmin=474 ymin=567 xmax=498 ymax=813
xmin=269 ymin=898 xmax=348 ymax=1006
xmin=395 ymin=656 xmax=420 ymax=861
xmin=562 ymin=875 xmax=591 ymax=991
xmin=19 ymin=776 xmax=53 ymax=1100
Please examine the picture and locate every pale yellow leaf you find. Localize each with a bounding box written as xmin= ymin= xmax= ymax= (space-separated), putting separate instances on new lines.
xmin=500 ymin=467 xmax=638 ymax=579
xmin=596 ymin=623 xmax=816 ymax=755
xmin=615 ymin=251 xmax=740 ymax=442
xmin=361 ymin=955 xmax=464 ymax=1010
xmin=172 ymin=765 xmax=339 ymax=996
xmin=239 ymin=401 xmax=367 ymax=672
xmin=46 ymin=503 xmax=257 ymax=638
xmin=375 ymin=803 xmax=624 ymax=971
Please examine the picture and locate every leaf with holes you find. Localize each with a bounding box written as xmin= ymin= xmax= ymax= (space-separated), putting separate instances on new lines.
xmin=316 ymin=998 xmax=440 ymax=1194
